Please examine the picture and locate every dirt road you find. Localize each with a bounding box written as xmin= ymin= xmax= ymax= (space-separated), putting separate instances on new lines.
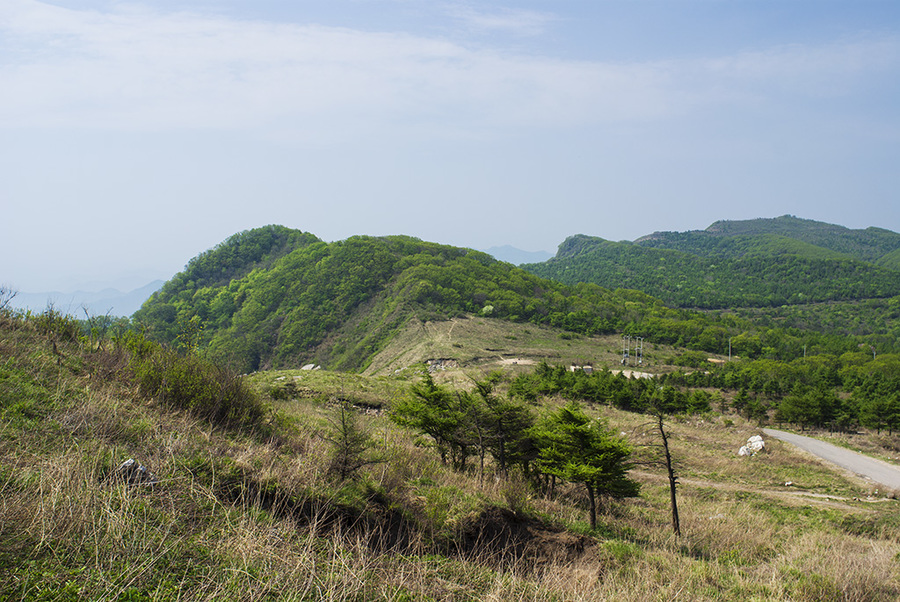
xmin=763 ymin=428 xmax=900 ymax=491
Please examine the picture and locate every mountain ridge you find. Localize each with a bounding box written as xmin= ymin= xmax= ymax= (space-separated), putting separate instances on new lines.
xmin=523 ymin=215 xmax=900 ymax=309
xmin=131 ymin=215 xmax=900 ymax=373
xmin=9 ymin=280 xmax=165 ymax=317
xmin=134 ymin=230 xmax=651 ymax=373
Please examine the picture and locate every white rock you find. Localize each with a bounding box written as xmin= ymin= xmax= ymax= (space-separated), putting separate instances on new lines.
xmin=740 ymin=434 xmax=765 ymax=456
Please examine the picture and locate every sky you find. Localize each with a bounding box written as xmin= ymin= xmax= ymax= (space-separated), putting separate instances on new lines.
xmin=2 ymin=0 xmax=899 ymax=293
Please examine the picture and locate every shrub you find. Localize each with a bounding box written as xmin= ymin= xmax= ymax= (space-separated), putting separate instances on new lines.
xmin=323 ymin=401 xmax=379 ymax=481
xmin=125 ymin=334 xmax=265 ymax=430
xmin=33 ymin=306 xmax=82 ymax=343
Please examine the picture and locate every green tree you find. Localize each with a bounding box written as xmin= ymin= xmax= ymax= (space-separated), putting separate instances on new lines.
xmin=323 ymin=401 xmax=379 ymax=481
xmin=775 ymin=384 xmax=826 ymax=430
xmin=533 ymin=402 xmax=639 ymax=529
xmin=469 ymin=379 xmax=535 ymax=478
xmin=391 ymin=370 xmax=475 ymax=470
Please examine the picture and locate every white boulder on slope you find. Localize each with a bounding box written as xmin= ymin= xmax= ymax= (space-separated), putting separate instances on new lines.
xmin=739 ymin=434 xmax=765 ymax=456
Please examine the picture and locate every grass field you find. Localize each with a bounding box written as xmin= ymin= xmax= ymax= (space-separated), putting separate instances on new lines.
xmin=1 ymin=313 xmax=898 ymax=600
xmin=361 ymin=315 xmax=689 ymax=377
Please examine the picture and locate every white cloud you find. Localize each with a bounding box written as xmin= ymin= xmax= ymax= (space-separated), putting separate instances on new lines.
xmin=443 ymin=3 xmax=556 ymax=36
xmin=0 ymin=1 xmax=897 ymax=143
xmin=701 ymin=34 xmax=900 ymax=98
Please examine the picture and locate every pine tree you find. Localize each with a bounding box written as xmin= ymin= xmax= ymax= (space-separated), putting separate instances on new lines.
xmin=533 ymin=402 xmax=639 ymax=529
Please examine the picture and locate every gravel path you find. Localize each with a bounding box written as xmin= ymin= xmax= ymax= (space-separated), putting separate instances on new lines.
xmin=763 ymin=428 xmax=900 ymax=490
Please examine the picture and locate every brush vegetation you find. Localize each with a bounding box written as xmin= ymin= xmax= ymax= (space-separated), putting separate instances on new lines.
xmin=3 ymin=302 xmax=900 ymax=601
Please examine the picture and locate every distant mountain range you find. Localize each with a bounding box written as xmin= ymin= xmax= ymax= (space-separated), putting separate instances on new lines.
xmin=9 ymin=281 xmax=164 ymax=317
xmin=481 ymin=245 xmax=553 ymax=265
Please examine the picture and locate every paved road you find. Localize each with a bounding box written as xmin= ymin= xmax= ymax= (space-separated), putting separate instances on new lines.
xmin=763 ymin=428 xmax=900 ymax=491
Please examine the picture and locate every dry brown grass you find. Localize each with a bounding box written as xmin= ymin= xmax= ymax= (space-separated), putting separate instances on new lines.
xmin=362 ymin=315 xmax=691 ymax=378
xmin=3 ymin=317 xmax=900 ymax=601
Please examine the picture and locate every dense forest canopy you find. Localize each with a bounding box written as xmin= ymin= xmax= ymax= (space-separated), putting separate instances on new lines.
xmin=523 ymin=216 xmax=900 ymax=309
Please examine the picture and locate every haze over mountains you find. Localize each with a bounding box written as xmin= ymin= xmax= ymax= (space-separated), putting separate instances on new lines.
xmin=7 ymin=281 xmax=164 ymax=318
xmin=482 ymin=245 xmax=553 ymax=265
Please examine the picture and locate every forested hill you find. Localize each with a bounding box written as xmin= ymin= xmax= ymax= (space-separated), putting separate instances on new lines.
xmin=522 ymin=216 xmax=900 ymax=309
xmin=134 ymin=227 xmax=677 ymax=373
xmin=639 ymin=215 xmax=900 ymax=265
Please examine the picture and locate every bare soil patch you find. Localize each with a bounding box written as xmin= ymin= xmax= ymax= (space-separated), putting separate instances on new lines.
xmin=458 ymin=506 xmax=601 ymax=571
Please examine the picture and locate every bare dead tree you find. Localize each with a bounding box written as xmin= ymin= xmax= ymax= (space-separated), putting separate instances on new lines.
xmin=634 ymin=413 xmax=681 ymax=537
xmin=0 ymin=285 xmax=17 ymax=313
xmin=656 ymin=414 xmax=680 ymax=537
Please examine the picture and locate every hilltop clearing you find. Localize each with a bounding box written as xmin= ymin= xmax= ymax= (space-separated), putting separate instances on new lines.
xmin=360 ymin=315 xmax=650 ymax=377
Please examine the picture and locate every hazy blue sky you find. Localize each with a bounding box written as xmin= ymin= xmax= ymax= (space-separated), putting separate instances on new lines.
xmin=2 ymin=0 xmax=899 ymax=292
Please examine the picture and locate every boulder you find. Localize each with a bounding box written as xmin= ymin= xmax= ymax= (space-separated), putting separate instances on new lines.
xmin=747 ymin=435 xmax=765 ymax=453
xmin=110 ymin=458 xmax=159 ymax=487
xmin=738 ymin=435 xmax=765 ymax=456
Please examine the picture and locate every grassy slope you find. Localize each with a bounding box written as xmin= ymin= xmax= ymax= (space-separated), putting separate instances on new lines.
xmin=359 ymin=315 xmax=636 ymax=377
xmin=3 ymin=314 xmax=900 ymax=601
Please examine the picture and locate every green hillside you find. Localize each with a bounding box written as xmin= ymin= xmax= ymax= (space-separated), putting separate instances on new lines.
xmin=701 ymin=215 xmax=900 ymax=262
xmin=135 ymin=228 xmax=668 ymax=373
xmin=636 ymin=215 xmax=900 ymax=263
xmin=524 ymin=217 xmax=900 ymax=309
xmin=878 ymin=247 xmax=900 ymax=271
xmin=133 ymin=223 xmax=900 ymax=374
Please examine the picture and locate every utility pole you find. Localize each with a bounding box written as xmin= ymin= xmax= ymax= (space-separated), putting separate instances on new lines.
xmin=622 ymin=335 xmax=632 ymax=366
